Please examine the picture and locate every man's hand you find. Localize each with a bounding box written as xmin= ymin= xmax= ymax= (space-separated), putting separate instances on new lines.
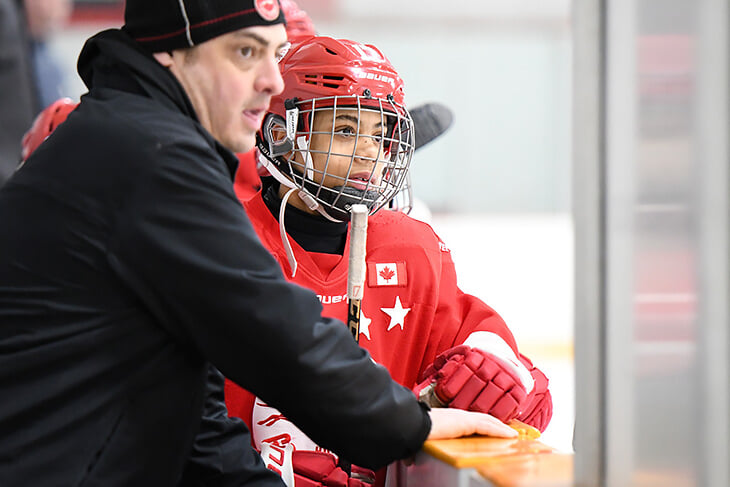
xmin=427 ymin=408 xmax=518 ymax=440
xmin=414 ymin=345 xmax=530 ymax=421
xmin=292 ymin=450 xmax=375 ymax=487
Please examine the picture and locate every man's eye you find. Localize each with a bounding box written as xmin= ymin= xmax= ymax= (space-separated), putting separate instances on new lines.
xmin=240 ymin=46 xmax=255 ymax=58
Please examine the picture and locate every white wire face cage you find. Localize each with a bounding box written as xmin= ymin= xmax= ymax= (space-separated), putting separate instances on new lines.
xmin=261 ymin=94 xmax=415 ymax=221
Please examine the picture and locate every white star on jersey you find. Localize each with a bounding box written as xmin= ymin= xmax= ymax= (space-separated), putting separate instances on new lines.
xmin=359 ymin=312 xmax=372 ymax=340
xmin=381 ymin=296 xmax=410 ymax=331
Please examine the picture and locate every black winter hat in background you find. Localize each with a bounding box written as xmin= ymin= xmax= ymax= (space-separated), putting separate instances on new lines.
xmin=123 ymin=0 xmax=286 ymax=53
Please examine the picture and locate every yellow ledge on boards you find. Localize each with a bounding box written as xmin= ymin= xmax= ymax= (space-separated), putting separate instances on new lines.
xmin=418 ymin=431 xmax=574 ymax=487
xmin=507 ymin=419 xmax=542 ymax=440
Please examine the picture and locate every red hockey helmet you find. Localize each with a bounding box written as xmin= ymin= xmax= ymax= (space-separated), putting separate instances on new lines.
xmin=21 ymin=98 xmax=78 ymax=160
xmin=279 ymin=0 xmax=316 ymax=40
xmin=257 ymin=36 xmax=414 ymax=221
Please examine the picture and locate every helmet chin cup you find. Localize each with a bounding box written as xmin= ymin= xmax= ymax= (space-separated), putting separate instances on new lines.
xmin=262 ymin=114 xmax=294 ymax=158
xmin=308 ymin=184 xmax=380 ymax=222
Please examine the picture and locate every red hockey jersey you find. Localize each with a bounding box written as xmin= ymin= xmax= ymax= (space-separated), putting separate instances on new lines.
xmin=233 ymin=150 xmax=262 ymax=202
xmin=225 ymin=192 xmax=522 ymax=485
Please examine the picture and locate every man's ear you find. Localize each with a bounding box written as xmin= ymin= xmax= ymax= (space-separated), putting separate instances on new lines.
xmin=152 ymin=51 xmax=174 ymax=67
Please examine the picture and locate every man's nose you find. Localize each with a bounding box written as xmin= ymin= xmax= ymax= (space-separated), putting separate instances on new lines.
xmin=255 ymin=56 xmax=285 ymax=95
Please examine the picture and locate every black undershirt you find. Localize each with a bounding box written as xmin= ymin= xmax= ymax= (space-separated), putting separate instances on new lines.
xmin=261 ymin=180 xmax=348 ymax=255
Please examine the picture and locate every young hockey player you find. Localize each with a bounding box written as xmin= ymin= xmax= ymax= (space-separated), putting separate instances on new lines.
xmin=233 ymin=0 xmax=454 ymax=209
xmin=224 ymin=35 xmax=553 ymax=487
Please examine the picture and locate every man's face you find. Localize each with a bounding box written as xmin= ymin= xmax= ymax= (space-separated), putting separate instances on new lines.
xmin=165 ymin=24 xmax=289 ymax=153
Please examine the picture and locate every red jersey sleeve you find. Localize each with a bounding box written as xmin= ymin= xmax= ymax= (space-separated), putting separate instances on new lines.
xmin=362 ymin=211 xmax=520 ymax=388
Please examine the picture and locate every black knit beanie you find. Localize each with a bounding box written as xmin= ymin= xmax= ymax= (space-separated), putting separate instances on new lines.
xmin=123 ymin=0 xmax=285 ymax=52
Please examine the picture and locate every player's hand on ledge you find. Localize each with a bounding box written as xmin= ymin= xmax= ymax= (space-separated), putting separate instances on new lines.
xmin=514 ymin=353 xmax=553 ymax=432
xmin=414 ymin=345 xmax=531 ymax=422
xmin=414 ymin=344 xmax=553 ymax=433
xmin=427 ymin=407 xmax=518 ymax=440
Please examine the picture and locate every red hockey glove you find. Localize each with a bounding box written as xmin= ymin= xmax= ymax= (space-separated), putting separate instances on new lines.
xmin=414 ymin=345 xmax=529 ymax=422
xmin=292 ymin=450 xmax=375 ymax=487
xmin=514 ymin=354 xmax=553 ymax=432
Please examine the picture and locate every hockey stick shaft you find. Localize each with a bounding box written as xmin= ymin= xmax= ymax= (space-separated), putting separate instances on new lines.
xmin=347 ymin=204 xmax=368 ymax=343
xmin=340 ymin=204 xmax=368 ymax=476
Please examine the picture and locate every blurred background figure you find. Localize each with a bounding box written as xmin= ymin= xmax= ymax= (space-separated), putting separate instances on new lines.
xmin=0 ymin=0 xmax=72 ymax=186
xmin=20 ymin=96 xmax=77 ymax=161
xmin=23 ymin=0 xmax=73 ymax=108
xmin=0 ymin=0 xmax=37 ymax=185
xmin=279 ymin=0 xmax=316 ymax=40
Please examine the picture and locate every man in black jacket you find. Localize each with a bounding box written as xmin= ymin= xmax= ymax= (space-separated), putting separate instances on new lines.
xmin=0 ymin=1 xmax=516 ymax=486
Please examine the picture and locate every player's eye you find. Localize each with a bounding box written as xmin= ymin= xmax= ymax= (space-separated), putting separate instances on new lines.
xmin=335 ymin=126 xmax=356 ymax=137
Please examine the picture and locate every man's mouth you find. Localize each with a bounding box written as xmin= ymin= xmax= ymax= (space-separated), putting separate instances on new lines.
xmin=243 ymin=107 xmax=266 ymax=128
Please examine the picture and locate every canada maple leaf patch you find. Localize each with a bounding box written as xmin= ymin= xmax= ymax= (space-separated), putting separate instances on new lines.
xmin=379 ymin=266 xmax=396 ymax=282
xmin=368 ymin=262 xmax=407 ymax=287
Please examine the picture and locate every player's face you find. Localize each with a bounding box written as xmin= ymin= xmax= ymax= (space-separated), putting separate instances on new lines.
xmin=166 ymin=25 xmax=289 ymax=153
xmin=307 ymin=107 xmax=388 ymax=190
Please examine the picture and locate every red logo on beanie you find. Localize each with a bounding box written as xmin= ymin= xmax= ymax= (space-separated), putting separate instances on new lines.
xmin=255 ymin=0 xmax=280 ymax=21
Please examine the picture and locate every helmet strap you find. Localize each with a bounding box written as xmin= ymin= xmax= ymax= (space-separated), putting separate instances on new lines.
xmin=279 ymin=187 xmax=298 ymax=278
xmin=258 ymin=144 xmax=342 ymax=223
xmin=296 ymin=135 xmax=315 ymax=181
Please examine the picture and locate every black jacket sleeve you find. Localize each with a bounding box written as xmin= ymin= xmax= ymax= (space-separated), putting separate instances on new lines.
xmin=107 ymin=141 xmax=430 ymax=469
xmin=180 ymin=365 xmax=285 ymax=487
